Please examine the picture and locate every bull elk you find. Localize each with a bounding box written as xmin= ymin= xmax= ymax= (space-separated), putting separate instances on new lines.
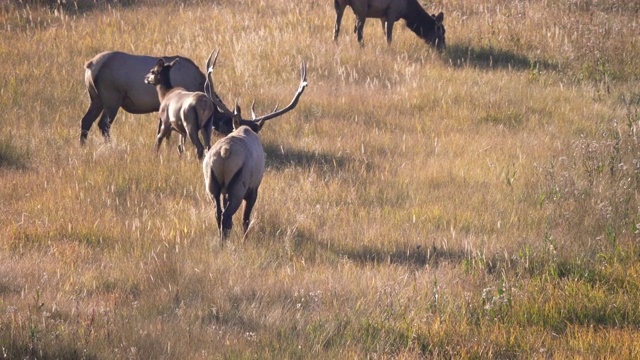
xmin=333 ymin=0 xmax=445 ymax=50
xmin=203 ymin=51 xmax=308 ymax=243
xmin=144 ymin=58 xmax=216 ymax=160
xmin=80 ymin=51 xmax=206 ymax=144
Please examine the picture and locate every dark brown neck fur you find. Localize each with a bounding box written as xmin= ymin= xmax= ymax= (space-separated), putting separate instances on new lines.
xmin=155 ymin=67 xmax=175 ymax=101
xmin=403 ymin=0 xmax=435 ymax=40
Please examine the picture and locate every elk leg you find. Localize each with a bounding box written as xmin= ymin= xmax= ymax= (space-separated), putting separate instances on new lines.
xmin=215 ymin=196 xmax=224 ymax=245
xmin=170 ymin=126 xmax=186 ymax=154
xmin=186 ymin=124 xmax=205 ymax=160
xmin=242 ymin=188 xmax=258 ymax=236
xmin=178 ymin=134 xmax=186 ymax=155
xmin=385 ymin=19 xmax=394 ymax=44
xmin=155 ymin=120 xmax=172 ymax=152
xmin=207 ymin=175 xmax=224 ymax=246
xmin=221 ymin=195 xmax=243 ymax=240
xmin=98 ymin=105 xmax=119 ymax=142
xmin=355 ymin=16 xmax=366 ymax=46
xmin=156 ymin=119 xmax=162 ymax=139
xmin=80 ymin=99 xmax=103 ymax=145
xmin=214 ymin=195 xmax=223 ymax=238
xmin=333 ymin=0 xmax=345 ymax=41
xmin=202 ymin=121 xmax=213 ymax=152
xmin=220 ymin=169 xmax=248 ymax=239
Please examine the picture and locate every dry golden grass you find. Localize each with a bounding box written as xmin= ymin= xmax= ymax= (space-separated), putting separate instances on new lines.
xmin=1 ymin=0 xmax=640 ymax=358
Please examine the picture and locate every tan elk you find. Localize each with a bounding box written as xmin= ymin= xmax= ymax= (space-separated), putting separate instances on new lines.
xmin=203 ymin=51 xmax=307 ymax=243
xmin=81 ymin=51 xmax=205 ymax=144
xmin=333 ymin=0 xmax=445 ymax=50
xmin=144 ymin=58 xmax=216 ymax=160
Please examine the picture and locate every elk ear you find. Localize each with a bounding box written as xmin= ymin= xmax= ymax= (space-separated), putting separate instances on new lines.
xmin=156 ymin=58 xmax=165 ymax=67
xmin=435 ymin=12 xmax=444 ymax=24
xmin=233 ymin=99 xmax=242 ymax=130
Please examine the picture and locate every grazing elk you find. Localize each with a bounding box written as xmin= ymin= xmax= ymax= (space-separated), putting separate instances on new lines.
xmin=144 ymin=58 xmax=216 ymax=160
xmin=203 ymin=52 xmax=308 ymax=243
xmin=333 ymin=0 xmax=445 ymax=50
xmin=81 ymin=51 xmax=206 ymax=144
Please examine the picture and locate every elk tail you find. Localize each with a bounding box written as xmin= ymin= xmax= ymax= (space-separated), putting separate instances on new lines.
xmin=84 ymin=60 xmax=100 ymax=101
xmin=220 ymin=144 xmax=232 ymax=159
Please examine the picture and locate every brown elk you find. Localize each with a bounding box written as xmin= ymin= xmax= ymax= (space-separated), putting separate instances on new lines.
xmin=144 ymin=58 xmax=216 ymax=160
xmin=81 ymin=51 xmax=206 ymax=144
xmin=203 ymin=51 xmax=308 ymax=243
xmin=333 ymin=0 xmax=445 ymax=50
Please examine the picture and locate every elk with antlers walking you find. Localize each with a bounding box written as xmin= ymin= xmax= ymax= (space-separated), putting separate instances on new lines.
xmin=202 ymin=51 xmax=308 ymax=243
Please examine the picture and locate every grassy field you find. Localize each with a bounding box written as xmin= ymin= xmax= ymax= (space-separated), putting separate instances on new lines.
xmin=1 ymin=0 xmax=640 ymax=358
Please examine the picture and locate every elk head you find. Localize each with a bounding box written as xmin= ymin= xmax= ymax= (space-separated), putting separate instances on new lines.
xmin=428 ymin=12 xmax=446 ymax=51
xmin=204 ymin=50 xmax=308 ymax=135
xmin=144 ymin=58 xmax=180 ymax=87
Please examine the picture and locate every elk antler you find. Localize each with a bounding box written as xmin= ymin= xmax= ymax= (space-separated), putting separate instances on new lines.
xmin=205 ymin=49 xmax=234 ymax=116
xmin=250 ymin=100 xmax=279 ymax=120
xmin=251 ymin=61 xmax=308 ymax=124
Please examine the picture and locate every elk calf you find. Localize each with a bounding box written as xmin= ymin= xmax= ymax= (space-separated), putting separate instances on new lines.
xmin=203 ymin=52 xmax=307 ymax=243
xmin=145 ymin=58 xmax=215 ymax=160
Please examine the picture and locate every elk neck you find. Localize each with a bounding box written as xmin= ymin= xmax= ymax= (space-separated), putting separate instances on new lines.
xmin=403 ymin=0 xmax=434 ymax=39
xmin=155 ymin=72 xmax=175 ymax=101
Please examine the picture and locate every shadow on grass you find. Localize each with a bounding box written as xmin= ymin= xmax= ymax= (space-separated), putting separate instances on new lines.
xmin=6 ymin=226 xmax=118 ymax=252
xmin=338 ymin=243 xmax=476 ymax=269
xmin=19 ymin=0 xmax=142 ymax=14
xmin=0 ymin=335 xmax=97 ymax=360
xmin=263 ymin=143 xmax=349 ymax=173
xmin=0 ymin=281 xmax=21 ymax=297
xmin=443 ymin=43 xmax=557 ymax=72
xmin=0 ymin=137 xmax=30 ymax=170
